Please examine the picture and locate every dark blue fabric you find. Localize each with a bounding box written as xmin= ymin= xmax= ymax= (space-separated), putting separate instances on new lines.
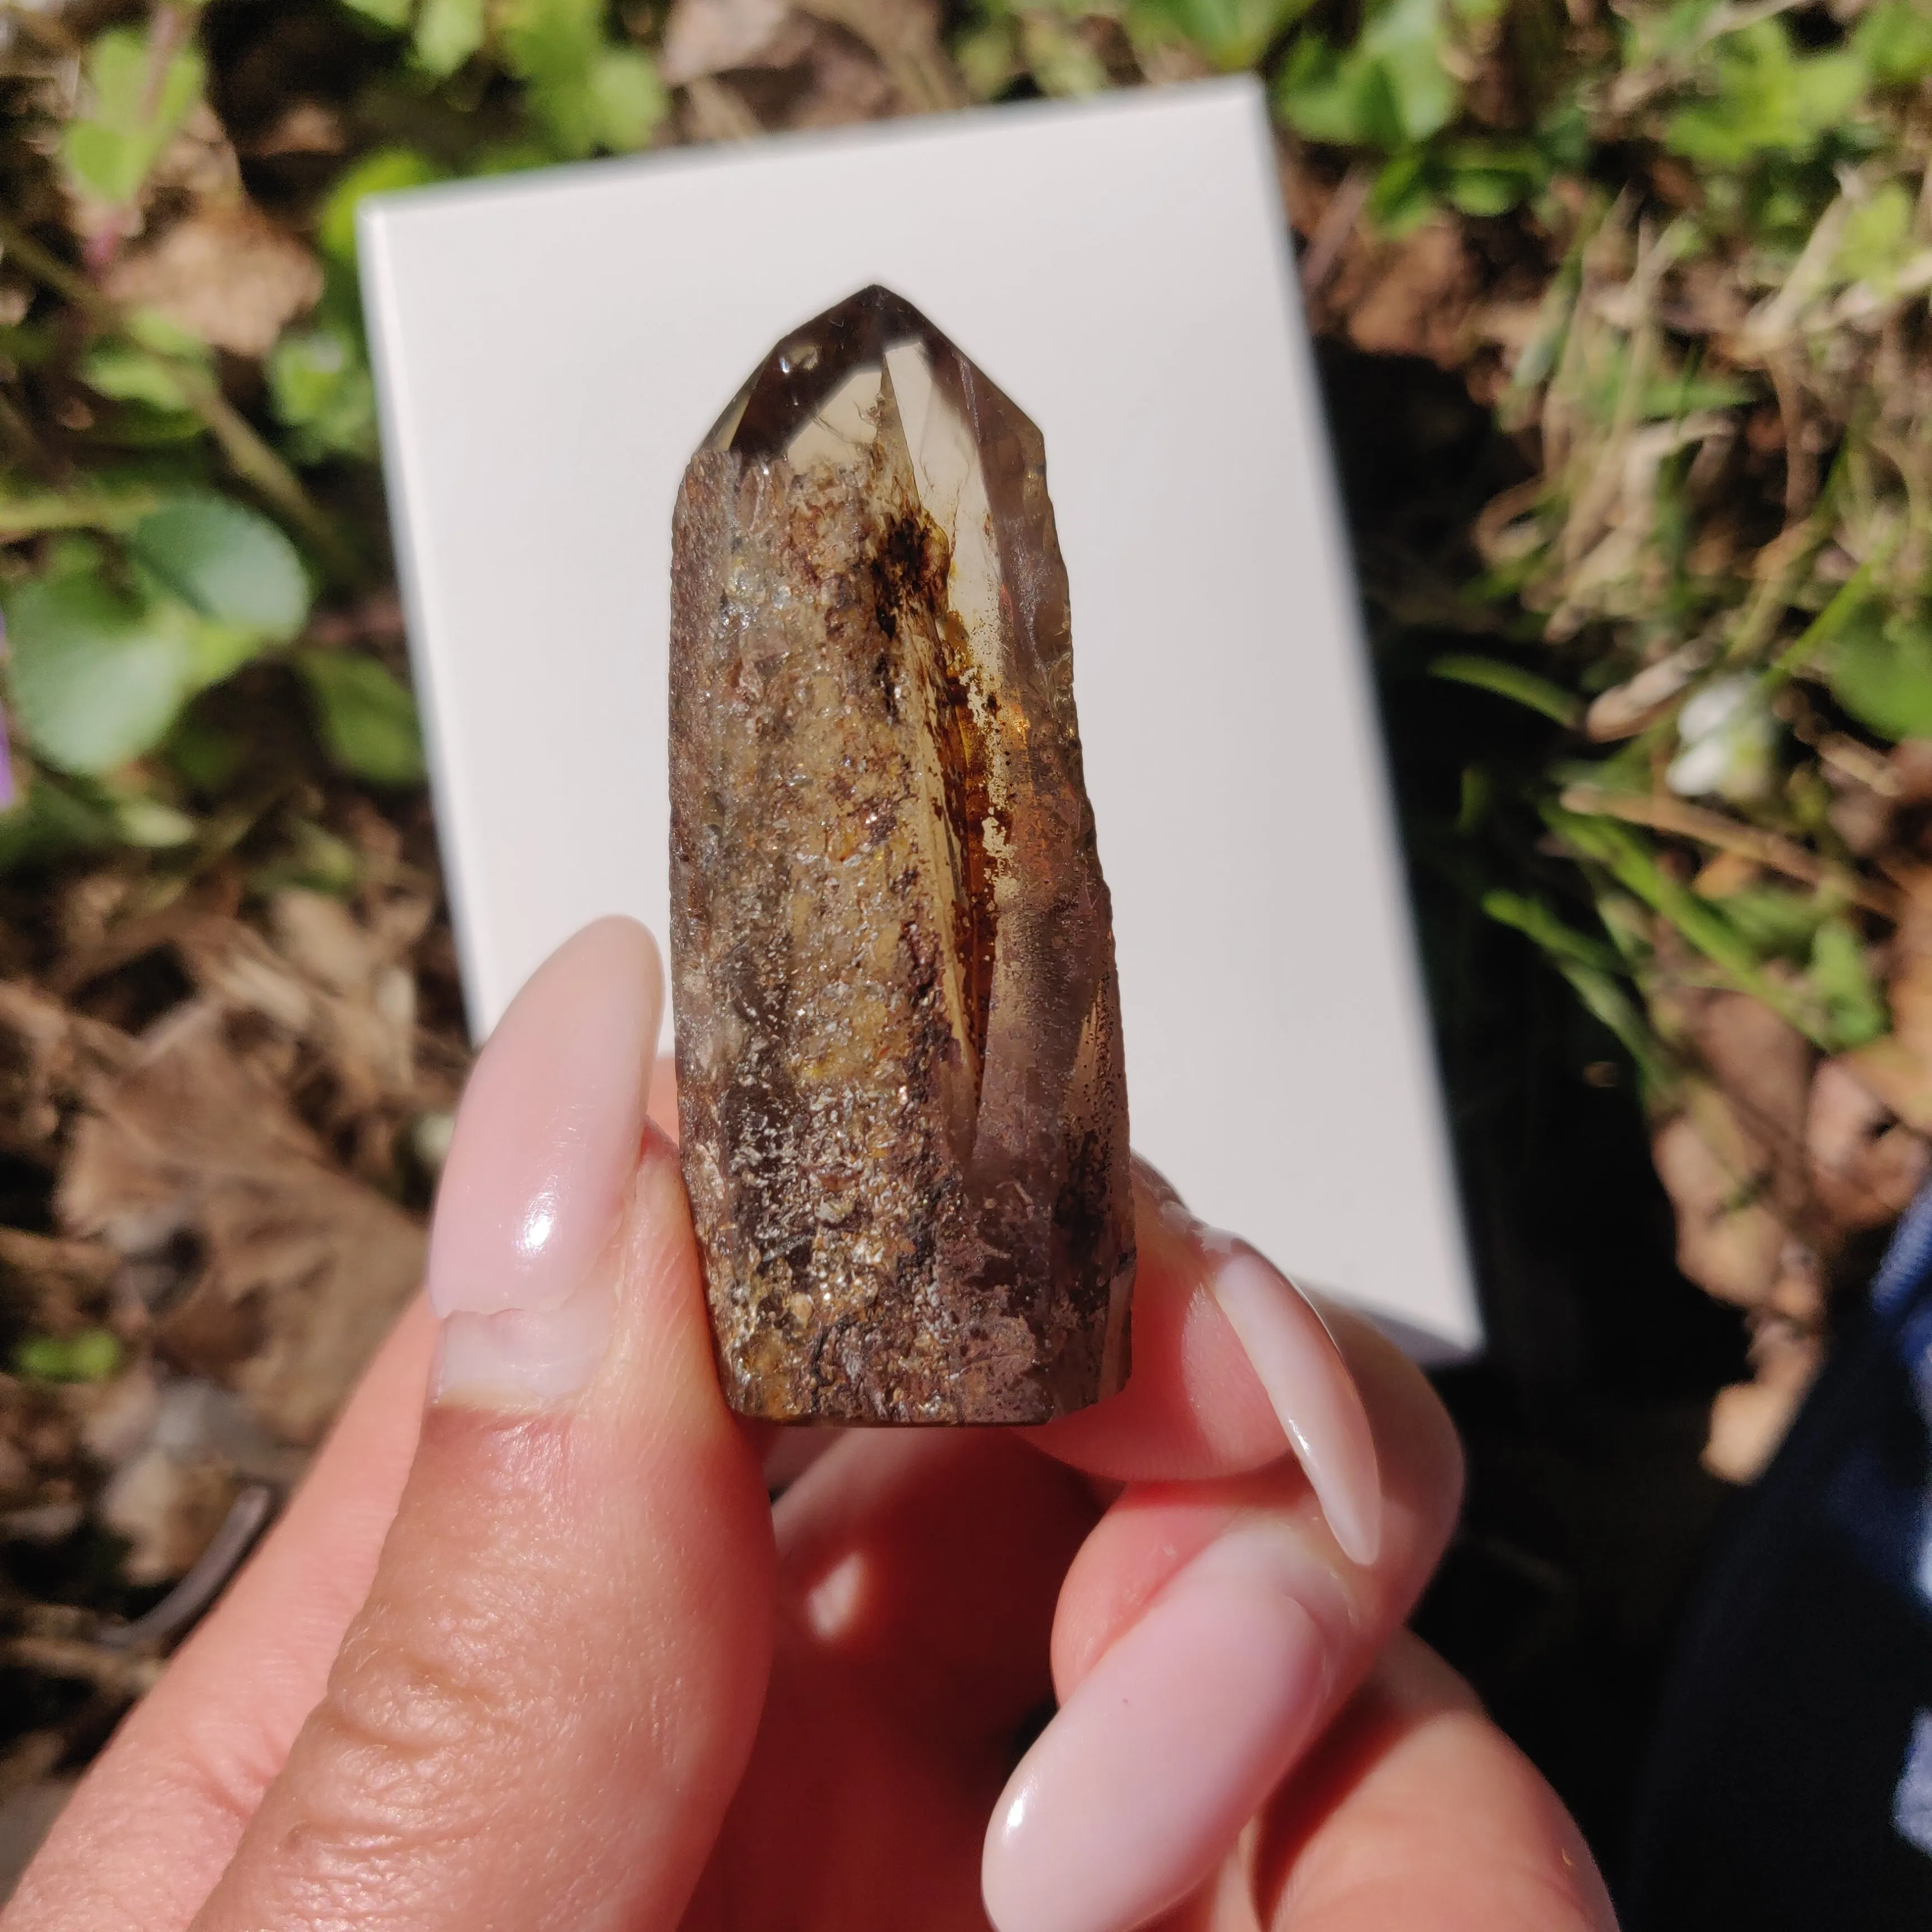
xmin=1626 ymin=1186 xmax=1932 ymax=1929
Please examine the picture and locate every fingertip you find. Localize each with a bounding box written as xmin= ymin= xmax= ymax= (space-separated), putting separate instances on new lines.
xmin=428 ymin=916 xmax=663 ymax=1327
xmin=1209 ymin=1252 xmax=1381 ymax=1569
xmin=1033 ymin=1171 xmax=1389 ymax=1571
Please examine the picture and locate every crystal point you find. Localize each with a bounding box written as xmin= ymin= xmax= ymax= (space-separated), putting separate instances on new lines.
xmin=669 ymin=286 xmax=1134 ymax=1424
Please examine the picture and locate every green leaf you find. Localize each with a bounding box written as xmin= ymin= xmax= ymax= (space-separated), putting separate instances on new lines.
xmin=1367 ymin=149 xmax=1437 ymax=231
xmin=501 ymin=0 xmax=665 ymax=156
xmin=1548 ymin=807 xmax=1832 ymax=1043
xmin=1430 ymin=654 xmax=1582 ymax=726
xmin=1481 ymin=889 xmax=1625 ymax=974
xmin=1369 ymin=0 xmax=1457 ymax=143
xmin=955 ymin=20 xmax=1019 ymax=98
xmin=126 ymin=493 xmax=311 ymax=639
xmin=500 ymin=0 xmax=603 ymax=84
xmin=414 ymin=0 xmax=487 ymax=74
xmin=167 ymin=709 xmax=249 ymax=794
xmin=61 ymin=27 xmax=205 ymax=207
xmin=1836 ymin=181 xmax=1915 ymax=292
xmin=4 ymin=575 xmax=195 ymax=775
xmin=78 ymin=339 xmax=203 ymax=413
xmin=340 ymin=0 xmax=416 ymax=26
xmin=268 ymin=319 xmax=380 ymax=460
xmin=1018 ymin=13 xmax=1111 ymax=96
xmin=110 ymin=793 xmax=197 ymax=848
xmin=318 ymin=148 xmax=447 ymax=266
xmin=1827 ymin=611 xmax=1932 ymax=742
xmin=1719 ymin=887 xmax=1826 ymax=958
xmin=295 ymin=650 xmax=427 ymax=784
xmin=0 ymin=775 xmax=120 ymax=873
xmin=13 ymin=1329 xmax=122 ymax=1384
xmin=1665 ymin=22 xmax=1865 ymax=169
xmin=1856 ymin=0 xmax=1932 ymax=87
xmin=1275 ymin=0 xmax=1456 ymax=151
xmin=1623 ymin=0 xmax=1722 ymax=67
xmin=1437 ymin=137 xmax=1547 ymax=219
xmin=583 ymin=47 xmax=668 ymax=150
xmin=1128 ymin=0 xmax=1313 ymax=72
xmin=1809 ymin=918 xmax=1886 ymax=1048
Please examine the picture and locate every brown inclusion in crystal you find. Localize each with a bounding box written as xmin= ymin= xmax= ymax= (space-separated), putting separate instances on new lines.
xmin=669 ymin=285 xmax=1135 ymax=1424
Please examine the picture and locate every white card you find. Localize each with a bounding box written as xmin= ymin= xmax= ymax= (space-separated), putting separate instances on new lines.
xmin=359 ymin=76 xmax=1481 ymax=1358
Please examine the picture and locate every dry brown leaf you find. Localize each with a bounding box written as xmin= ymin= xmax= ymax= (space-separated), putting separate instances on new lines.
xmin=1849 ymin=866 xmax=1932 ymax=1132
xmin=0 ymin=981 xmax=133 ymax=1161
xmin=94 ymin=1446 xmax=237 ymax=1586
xmin=243 ymin=101 xmax=346 ymax=158
xmin=661 ymin=0 xmax=811 ymax=82
xmin=0 ymin=1228 xmax=117 ymax=1334
xmin=1688 ymin=992 xmax=1813 ymax=1219
xmin=0 ymin=1379 xmax=80 ymax=1513
xmin=1891 ymin=741 xmax=1932 ymax=808
xmin=793 ymin=0 xmax=965 ymax=110
xmin=1703 ymin=1319 xmax=1821 ymax=1484
xmin=1652 ymin=1090 xmax=1784 ymax=1306
xmin=787 ymin=29 xmax=898 ymax=127
xmin=104 ymin=201 xmax=323 ymax=359
xmin=1806 ymin=1057 xmax=1929 ymax=1234
xmin=1313 ymin=219 xmax=1476 ymax=368
xmin=59 ymin=1002 xmax=423 ymax=1445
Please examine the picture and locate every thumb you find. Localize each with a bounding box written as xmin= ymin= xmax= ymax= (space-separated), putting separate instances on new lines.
xmin=191 ymin=917 xmax=774 ymax=1932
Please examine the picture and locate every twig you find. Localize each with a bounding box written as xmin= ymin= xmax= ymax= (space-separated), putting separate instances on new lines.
xmin=0 ymin=485 xmax=163 ymax=540
xmin=1300 ymin=162 xmax=1371 ymax=301
xmin=1560 ymin=782 xmax=1902 ymax=920
xmin=99 ymin=1484 xmax=277 ymax=1654
xmin=3 ymin=1635 xmax=164 ymax=1697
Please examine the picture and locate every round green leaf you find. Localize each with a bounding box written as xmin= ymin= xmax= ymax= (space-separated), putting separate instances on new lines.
xmin=6 ymin=575 xmax=195 ymax=775
xmin=414 ymin=0 xmax=487 ymax=75
xmin=1828 ymin=615 xmax=1932 ymax=743
xmin=295 ymin=648 xmax=428 ymax=785
xmin=319 ymin=148 xmax=448 ymax=266
xmin=586 ymin=48 xmax=668 ymax=151
xmin=127 ymin=492 xmax=312 ymax=639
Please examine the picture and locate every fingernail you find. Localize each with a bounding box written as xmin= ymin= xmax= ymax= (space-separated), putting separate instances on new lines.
xmin=426 ymin=917 xmax=664 ymax=1408
xmin=983 ymin=1527 xmax=1331 ymax=1932
xmin=1208 ymin=1248 xmax=1382 ymax=1568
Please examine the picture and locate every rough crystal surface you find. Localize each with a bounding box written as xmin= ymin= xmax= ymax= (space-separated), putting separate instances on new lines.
xmin=669 ymin=285 xmax=1134 ymax=1424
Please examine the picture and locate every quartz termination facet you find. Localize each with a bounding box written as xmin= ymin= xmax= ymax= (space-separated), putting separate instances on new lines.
xmin=669 ymin=285 xmax=1135 ymax=1425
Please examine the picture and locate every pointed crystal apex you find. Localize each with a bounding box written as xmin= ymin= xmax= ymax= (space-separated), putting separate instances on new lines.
xmin=670 ymin=287 xmax=1134 ymax=1426
xmin=706 ymin=285 xmax=943 ymax=456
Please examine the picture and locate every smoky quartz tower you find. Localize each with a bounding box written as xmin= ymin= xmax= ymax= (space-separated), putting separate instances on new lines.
xmin=669 ymin=286 xmax=1134 ymax=1424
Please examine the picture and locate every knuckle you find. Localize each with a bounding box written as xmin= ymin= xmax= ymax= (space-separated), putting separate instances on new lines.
xmin=259 ymin=1591 xmax=552 ymax=1907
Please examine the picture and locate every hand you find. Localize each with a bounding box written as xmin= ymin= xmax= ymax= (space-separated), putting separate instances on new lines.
xmin=4 ymin=918 xmax=1617 ymax=1932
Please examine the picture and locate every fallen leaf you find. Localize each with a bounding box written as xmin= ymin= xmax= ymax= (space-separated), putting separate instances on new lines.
xmin=1849 ymin=865 xmax=1932 ymax=1130
xmin=242 ymin=102 xmax=347 ymax=158
xmin=1314 ymin=218 xmax=1476 ymax=368
xmin=660 ymin=0 xmax=810 ymax=82
xmin=94 ymin=1443 xmax=237 ymax=1585
xmin=1806 ymin=1055 xmax=1928 ymax=1233
xmin=1688 ymin=992 xmax=1814 ymax=1220
xmin=1652 ymin=1085 xmax=1786 ymax=1306
xmin=104 ymin=201 xmax=323 ymax=359
xmin=0 ymin=1228 xmax=118 ymax=1334
xmin=0 ymin=982 xmax=134 ymax=1162
xmin=1703 ymin=1319 xmax=1821 ymax=1484
xmin=58 ymin=1001 xmax=424 ymax=1445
